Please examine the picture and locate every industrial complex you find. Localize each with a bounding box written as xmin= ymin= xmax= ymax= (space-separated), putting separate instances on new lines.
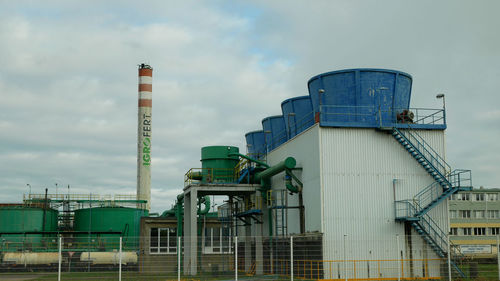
xmin=0 ymin=66 xmax=475 ymax=279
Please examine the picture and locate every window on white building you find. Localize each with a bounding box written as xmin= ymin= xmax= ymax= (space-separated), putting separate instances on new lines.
xmin=459 ymin=210 xmax=471 ymax=218
xmin=474 ymin=227 xmax=486 ymax=236
xmin=459 ymin=193 xmax=470 ymax=201
xmin=491 ymin=228 xmax=500 ymax=235
xmin=488 ymin=193 xmax=498 ymax=201
xmin=488 ymin=210 xmax=499 ymax=219
xmin=203 ymin=226 xmax=232 ymax=254
xmin=450 ymin=228 xmax=458 ymax=235
xmin=475 ymin=193 xmax=485 ymax=201
xmin=474 ymin=210 xmax=485 ymax=218
xmin=150 ymin=227 xmax=177 ymax=254
xmin=463 ymin=228 xmax=472 ymax=235
xmin=450 ymin=210 xmax=457 ymax=218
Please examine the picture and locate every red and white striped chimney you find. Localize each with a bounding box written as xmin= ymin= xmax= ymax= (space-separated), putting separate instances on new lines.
xmin=137 ymin=63 xmax=152 ymax=210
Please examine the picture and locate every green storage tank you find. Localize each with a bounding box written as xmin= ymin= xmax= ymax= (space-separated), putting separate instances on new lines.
xmin=201 ymin=146 xmax=239 ymax=183
xmin=0 ymin=206 xmax=58 ymax=252
xmin=73 ymin=207 xmax=148 ymax=250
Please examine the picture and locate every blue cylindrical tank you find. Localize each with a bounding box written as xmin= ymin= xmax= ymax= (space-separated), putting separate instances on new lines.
xmin=281 ymin=96 xmax=314 ymax=138
xmin=307 ymin=69 xmax=412 ymax=127
xmin=261 ymin=115 xmax=287 ymax=152
xmin=245 ymin=130 xmax=266 ymax=160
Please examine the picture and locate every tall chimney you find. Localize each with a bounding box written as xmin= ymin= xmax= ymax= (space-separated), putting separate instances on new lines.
xmin=137 ymin=63 xmax=152 ymax=210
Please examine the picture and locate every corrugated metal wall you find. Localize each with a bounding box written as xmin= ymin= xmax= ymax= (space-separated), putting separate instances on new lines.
xmin=265 ymin=126 xmax=448 ymax=279
xmin=319 ymin=127 xmax=447 ymax=279
xmin=267 ymin=124 xmax=321 ymax=234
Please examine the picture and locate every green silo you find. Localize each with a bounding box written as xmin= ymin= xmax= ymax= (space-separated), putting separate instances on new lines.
xmin=201 ymin=146 xmax=240 ymax=183
xmin=0 ymin=206 xmax=58 ymax=252
xmin=73 ymin=207 xmax=148 ymax=250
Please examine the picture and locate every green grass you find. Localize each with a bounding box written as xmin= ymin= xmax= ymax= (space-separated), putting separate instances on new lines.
xmin=1 ymin=272 xmax=303 ymax=281
xmin=458 ymin=263 xmax=499 ymax=280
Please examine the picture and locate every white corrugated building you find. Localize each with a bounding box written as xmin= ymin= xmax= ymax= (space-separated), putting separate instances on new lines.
xmin=246 ymin=69 xmax=472 ymax=279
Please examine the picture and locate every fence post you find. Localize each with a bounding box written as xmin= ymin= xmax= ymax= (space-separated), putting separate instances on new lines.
xmin=397 ymin=234 xmax=401 ymax=281
xmin=497 ymin=236 xmax=500 ymax=281
xmin=119 ymin=236 xmax=122 ymax=281
xmin=58 ymin=236 xmax=62 ymax=281
xmin=447 ymin=234 xmax=451 ymax=281
xmin=291 ymin=236 xmax=294 ymax=281
xmin=178 ymin=236 xmax=181 ymax=281
xmin=235 ymin=236 xmax=238 ymax=281
xmin=343 ymin=234 xmax=347 ymax=281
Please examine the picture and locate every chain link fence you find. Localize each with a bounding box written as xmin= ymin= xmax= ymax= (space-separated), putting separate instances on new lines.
xmin=1 ymin=234 xmax=500 ymax=280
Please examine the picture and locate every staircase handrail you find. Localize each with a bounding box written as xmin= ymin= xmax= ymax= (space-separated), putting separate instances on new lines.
xmin=395 ymin=200 xmax=416 ymax=219
xmin=413 ymin=181 xmax=443 ymax=213
xmin=418 ymin=212 xmax=449 ymax=252
xmin=396 ymin=200 xmax=465 ymax=259
xmin=412 ymin=169 xmax=472 ymax=214
xmin=394 ymin=127 xmax=451 ymax=179
xmin=447 ymin=169 xmax=472 ymax=189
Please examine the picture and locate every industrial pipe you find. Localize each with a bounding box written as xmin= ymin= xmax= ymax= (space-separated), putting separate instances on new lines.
xmin=186 ymin=171 xmax=203 ymax=181
xmin=254 ymin=157 xmax=296 ymax=183
xmin=229 ymin=153 xmax=270 ymax=168
xmin=160 ymin=195 xmax=210 ymax=217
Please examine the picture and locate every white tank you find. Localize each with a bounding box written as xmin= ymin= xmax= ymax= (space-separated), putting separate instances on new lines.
xmin=3 ymin=252 xmax=59 ymax=265
xmin=79 ymin=252 xmax=137 ymax=265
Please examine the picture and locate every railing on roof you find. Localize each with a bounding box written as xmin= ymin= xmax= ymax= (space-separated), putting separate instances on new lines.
xmin=24 ymin=193 xmax=140 ymax=202
xmin=23 ymin=193 xmax=147 ymax=210
xmin=261 ymin=106 xmax=445 ymax=154
xmin=318 ymin=106 xmax=446 ymax=128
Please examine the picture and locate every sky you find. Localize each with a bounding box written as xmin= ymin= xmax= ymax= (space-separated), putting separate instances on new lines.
xmin=0 ymin=1 xmax=499 ymax=213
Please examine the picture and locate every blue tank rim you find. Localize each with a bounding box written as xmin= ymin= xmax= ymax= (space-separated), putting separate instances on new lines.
xmin=245 ymin=130 xmax=264 ymax=137
xmin=261 ymin=115 xmax=284 ymax=124
xmin=280 ymin=95 xmax=311 ymax=107
xmin=307 ymin=68 xmax=412 ymax=87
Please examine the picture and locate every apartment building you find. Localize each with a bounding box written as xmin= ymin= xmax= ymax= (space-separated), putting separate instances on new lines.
xmin=449 ymin=188 xmax=500 ymax=258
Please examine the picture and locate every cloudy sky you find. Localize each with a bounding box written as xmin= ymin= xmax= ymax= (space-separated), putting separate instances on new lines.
xmin=1 ymin=1 xmax=498 ymax=212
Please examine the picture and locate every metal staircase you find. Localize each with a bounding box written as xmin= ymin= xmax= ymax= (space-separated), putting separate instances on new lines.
xmin=396 ymin=200 xmax=466 ymax=277
xmin=392 ymin=128 xmax=451 ymax=187
xmin=391 ymin=127 xmax=472 ymax=278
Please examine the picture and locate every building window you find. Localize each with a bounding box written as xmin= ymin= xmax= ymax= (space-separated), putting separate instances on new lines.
xmin=450 ymin=228 xmax=458 ymax=235
xmin=463 ymin=228 xmax=472 ymax=235
xmin=449 ymin=194 xmax=457 ymax=201
xmin=150 ymin=227 xmax=177 ymax=254
xmin=475 ymin=193 xmax=485 ymax=201
xmin=474 ymin=227 xmax=486 ymax=236
xmin=450 ymin=210 xmax=457 ymax=218
xmin=474 ymin=210 xmax=485 ymax=218
xmin=491 ymin=228 xmax=500 ymax=235
xmin=203 ymin=226 xmax=232 ymax=254
xmin=459 ymin=210 xmax=471 ymax=218
xmin=488 ymin=193 xmax=498 ymax=201
xmin=488 ymin=210 xmax=499 ymax=219
xmin=459 ymin=193 xmax=470 ymax=201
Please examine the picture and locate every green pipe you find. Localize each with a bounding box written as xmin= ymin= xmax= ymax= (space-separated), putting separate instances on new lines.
xmin=285 ymin=169 xmax=303 ymax=193
xmin=186 ymin=171 xmax=203 ymax=181
xmin=160 ymin=195 xmax=210 ymax=217
xmin=198 ymin=196 xmax=210 ymax=215
xmin=254 ymin=157 xmax=296 ymax=183
xmin=229 ymin=152 xmax=270 ymax=168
